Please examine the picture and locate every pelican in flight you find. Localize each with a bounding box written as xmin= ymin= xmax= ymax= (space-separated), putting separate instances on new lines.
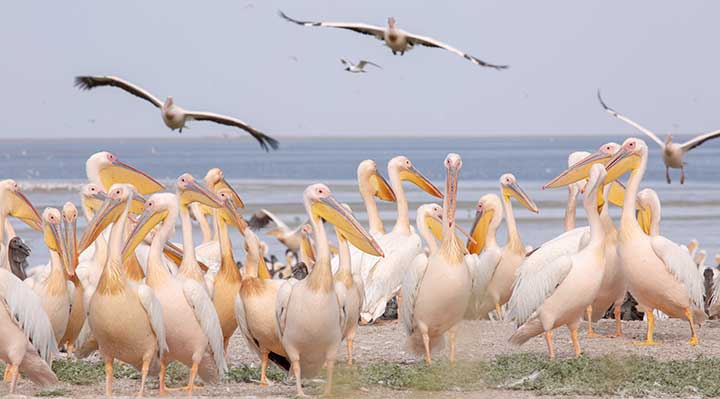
xmin=605 ymin=138 xmax=705 ymax=345
xmin=276 ymin=183 xmax=383 ymax=396
xmin=340 ymin=59 xmax=382 ymax=73
xmin=249 ymin=209 xmax=304 ymax=254
xmin=279 ymin=11 xmax=508 ymax=69
xmin=75 ymin=76 xmax=279 ymax=151
xmin=598 ymin=91 xmax=720 ymax=184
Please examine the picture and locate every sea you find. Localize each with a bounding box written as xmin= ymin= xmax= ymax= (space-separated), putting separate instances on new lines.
xmin=2 ymin=136 xmax=719 ymax=267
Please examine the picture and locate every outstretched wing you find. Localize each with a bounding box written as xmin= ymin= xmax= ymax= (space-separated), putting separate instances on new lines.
xmin=74 ymin=76 xmax=163 ymax=108
xmin=279 ymin=11 xmax=385 ymax=40
xmin=357 ymin=60 xmax=382 ymax=69
xmin=680 ymin=130 xmax=720 ymax=152
xmin=184 ymin=111 xmax=279 ymax=152
xmin=249 ymin=209 xmax=289 ymax=232
xmin=597 ymin=90 xmax=664 ymax=147
xmin=183 ymin=279 xmax=227 ymax=376
xmin=405 ymin=33 xmax=508 ymax=69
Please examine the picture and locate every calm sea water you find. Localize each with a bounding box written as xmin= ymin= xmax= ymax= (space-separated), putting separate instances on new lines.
xmin=2 ymin=136 xmax=719 ymax=267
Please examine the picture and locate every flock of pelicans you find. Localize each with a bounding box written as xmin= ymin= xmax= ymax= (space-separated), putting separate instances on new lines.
xmin=1 ymin=137 xmax=720 ymax=397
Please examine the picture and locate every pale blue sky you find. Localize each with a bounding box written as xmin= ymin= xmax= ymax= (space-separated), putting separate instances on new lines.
xmin=1 ymin=1 xmax=719 ymax=138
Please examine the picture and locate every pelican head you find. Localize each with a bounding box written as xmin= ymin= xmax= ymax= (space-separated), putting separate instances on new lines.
xmin=665 ymin=133 xmax=673 ymax=144
xmin=79 ymin=183 xmax=143 ymax=252
xmin=421 ymin=203 xmax=474 ymax=244
xmin=217 ymin=188 xmax=249 ymax=233
xmin=304 ymin=183 xmax=384 ymax=257
xmin=80 ymin=183 xmax=109 ymax=214
xmin=390 ymin=156 xmax=444 ymax=198
xmin=42 ymin=207 xmax=70 ymax=275
xmin=604 ymin=138 xmax=648 ymax=183
xmin=204 ymin=167 xmax=244 ymax=208
xmin=122 ymin=193 xmax=178 ymax=261
xmin=636 ymin=188 xmax=660 ymax=235
xmin=468 ymin=193 xmax=501 ymax=254
xmin=388 ymin=17 xmax=396 ymax=29
xmin=358 ymin=160 xmax=396 ymax=201
xmin=165 ymin=96 xmax=174 ymax=107
xmin=443 ymin=153 xmax=462 ymax=229
xmin=86 ymin=151 xmax=164 ymax=195
xmin=544 ymin=142 xmax=620 ymax=189
xmin=176 ymin=173 xmax=223 ymax=208
xmin=500 ymin=173 xmax=539 ymax=213
xmin=62 ymin=202 xmax=79 ymax=276
xmin=0 ymin=179 xmax=42 ymax=231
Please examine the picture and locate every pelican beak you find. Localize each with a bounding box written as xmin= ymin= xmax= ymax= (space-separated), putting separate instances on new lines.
xmin=215 ymin=179 xmax=244 ymax=208
xmin=98 ymin=159 xmax=164 ymax=195
xmin=445 ymin=163 xmax=460 ymax=229
xmin=44 ymin=221 xmax=70 ymax=276
xmin=607 ymin=180 xmax=626 ymax=208
xmin=63 ymin=216 xmax=78 ymax=276
xmin=122 ymin=206 xmax=169 ymax=262
xmin=219 ymin=193 xmax=249 ymax=233
xmin=258 ymin=256 xmax=272 ymax=280
xmin=544 ymin=151 xmax=612 ymax=189
xmin=128 ymin=192 xmax=147 ymax=215
xmin=468 ymin=208 xmax=494 ymax=254
xmin=503 ymin=181 xmax=539 ymax=213
xmin=426 ymin=214 xmax=476 ymax=246
xmin=9 ymin=190 xmax=42 ymax=231
xmin=370 ymin=171 xmax=396 ymax=202
xmin=312 ymin=195 xmax=384 ymax=257
xmin=79 ymin=196 xmax=124 ymax=252
xmin=161 ymin=241 xmax=210 ymax=272
xmin=604 ymin=148 xmax=641 ymax=183
xmin=178 ymin=178 xmax=224 ymax=208
xmin=400 ymin=166 xmax=443 ymax=199
xmin=637 ymin=205 xmax=652 ymax=235
xmin=82 ymin=190 xmax=110 ymax=214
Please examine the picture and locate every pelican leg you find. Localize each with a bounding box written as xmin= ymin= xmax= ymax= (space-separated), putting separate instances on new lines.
xmin=346 ymin=338 xmax=354 ymax=366
xmin=137 ymin=358 xmax=150 ymax=397
xmin=158 ymin=357 xmax=168 ymax=397
xmin=612 ymin=304 xmax=623 ymax=337
xmin=322 ymin=359 xmax=335 ymax=397
xmin=586 ymin=306 xmax=601 ymax=338
xmin=167 ymin=363 xmax=200 ymax=395
xmin=7 ymin=365 xmax=18 ymax=394
xmin=680 ymin=166 xmax=686 ymax=185
xmin=495 ymin=303 xmax=503 ymax=320
xmin=104 ymin=356 xmax=114 ymax=397
xmin=397 ymin=291 xmax=403 ymax=320
xmin=66 ymin=342 xmax=75 ymax=357
xmin=291 ymin=359 xmax=306 ymax=397
xmin=569 ymin=325 xmax=582 ymax=357
xmin=3 ymin=366 xmax=9 ymax=381
xmin=685 ymin=308 xmax=699 ymax=346
xmin=448 ymin=325 xmax=458 ymax=364
xmin=392 ymin=50 xmax=397 ymax=55
xmin=544 ymin=331 xmax=555 ymax=360
xmin=260 ymin=350 xmax=270 ymax=386
xmin=633 ymin=310 xmax=659 ymax=345
xmin=223 ymin=336 xmax=230 ymax=358
xmin=666 ymin=166 xmax=671 ymax=184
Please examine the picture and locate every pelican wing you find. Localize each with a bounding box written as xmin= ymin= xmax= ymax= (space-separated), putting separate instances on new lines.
xmin=135 ymin=283 xmax=169 ymax=356
xmin=400 ymin=252 xmax=429 ymax=335
xmin=464 ymin=249 xmax=499 ymax=319
xmin=184 ymin=111 xmax=279 ymax=152
xmin=275 ymin=280 xmax=293 ymax=338
xmin=506 ymin=255 xmax=573 ymax=326
xmin=234 ymin=293 xmax=259 ymax=354
xmin=334 ymin=281 xmax=348 ymax=331
xmin=650 ymin=236 xmax=705 ymax=309
xmin=357 ymin=60 xmax=382 ymax=69
xmin=0 ymin=268 xmax=58 ymax=363
xmin=279 ymin=11 xmax=385 ymax=39
xmin=183 ymin=279 xmax=227 ymax=376
xmin=74 ymin=76 xmax=163 ymax=108
xmin=249 ymin=209 xmax=290 ymax=232
xmin=405 ymin=33 xmax=508 ymax=69
xmin=597 ymin=91 xmax=664 ymax=147
xmin=680 ymin=129 xmax=720 ymax=152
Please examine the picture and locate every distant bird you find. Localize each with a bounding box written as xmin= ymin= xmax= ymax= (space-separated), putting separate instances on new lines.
xmin=340 ymin=59 xmax=381 ymax=73
xmin=279 ymin=11 xmax=507 ymax=69
xmin=7 ymin=236 xmax=30 ymax=280
xmin=74 ymin=76 xmax=279 ymax=151
xmin=248 ymin=209 xmax=305 ymax=254
xmin=598 ymin=91 xmax=720 ymax=184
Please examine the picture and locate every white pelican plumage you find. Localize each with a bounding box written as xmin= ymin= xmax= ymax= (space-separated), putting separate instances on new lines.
xmin=279 ymin=11 xmax=508 ymax=69
xmin=604 ymin=138 xmax=705 ymax=345
xmin=340 ymin=58 xmax=382 ymax=73
xmin=508 ymin=163 xmax=609 ymax=358
xmin=75 ymin=76 xmax=279 ymax=151
xmin=276 ymin=183 xmax=383 ymax=396
xmin=598 ymin=91 xmax=720 ymax=184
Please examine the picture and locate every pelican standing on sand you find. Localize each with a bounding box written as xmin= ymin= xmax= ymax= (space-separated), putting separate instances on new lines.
xmin=604 ymin=138 xmax=705 ymax=345
xmin=508 ymin=164 xmax=609 ymax=358
xmin=598 ymin=91 xmax=720 ymax=184
xmin=279 ymin=11 xmax=508 ymax=69
xmin=276 ymin=183 xmax=384 ymax=396
xmin=74 ymin=76 xmax=279 ymax=151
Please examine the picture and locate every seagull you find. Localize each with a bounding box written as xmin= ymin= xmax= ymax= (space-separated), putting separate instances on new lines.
xmin=279 ymin=11 xmax=507 ymax=69
xmin=74 ymin=76 xmax=279 ymax=151
xmin=598 ymin=91 xmax=720 ymax=184
xmin=340 ymin=59 xmax=382 ymax=73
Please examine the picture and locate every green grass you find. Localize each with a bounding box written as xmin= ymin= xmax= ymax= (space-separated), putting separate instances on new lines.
xmin=35 ymin=388 xmax=68 ymax=397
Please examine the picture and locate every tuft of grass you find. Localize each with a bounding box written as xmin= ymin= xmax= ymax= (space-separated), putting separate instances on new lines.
xmin=51 ymin=358 xmax=138 ymax=385
xmin=35 ymin=388 xmax=68 ymax=397
xmin=225 ymin=363 xmax=286 ymax=383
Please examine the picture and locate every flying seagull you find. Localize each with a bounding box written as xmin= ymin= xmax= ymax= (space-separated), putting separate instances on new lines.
xmin=74 ymin=76 xmax=279 ymax=151
xmin=598 ymin=90 xmax=720 ymax=184
xmin=340 ymin=59 xmax=382 ymax=73
xmin=279 ymin=11 xmax=507 ymax=70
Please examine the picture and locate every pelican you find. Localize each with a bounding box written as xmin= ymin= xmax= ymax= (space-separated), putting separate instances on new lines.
xmin=401 ymin=154 xmax=476 ymax=365
xmin=604 ymin=138 xmax=705 ymax=345
xmin=58 ymin=202 xmax=84 ymax=356
xmin=279 ymin=11 xmax=508 ymax=69
xmin=473 ymin=173 xmax=539 ymax=319
xmin=248 ymin=209 xmax=304 ymax=254
xmin=7 ymin=237 xmax=30 ymax=280
xmin=84 ymin=184 xmax=167 ymax=397
xmin=509 ymin=164 xmax=609 ymax=358
xmin=636 ymin=188 xmax=661 ymax=237
xmin=123 ymin=176 xmax=227 ymax=396
xmin=85 ymin=151 xmax=165 ymax=196
xmin=234 ymin=228 xmax=290 ymax=386
xmin=598 ymin=91 xmax=720 ymax=184
xmin=340 ymin=59 xmax=382 ymax=73
xmin=359 ymin=156 xmax=443 ymax=324
xmin=564 ymin=151 xmax=590 ymax=232
xmin=276 ymin=183 xmax=383 ymax=396
xmin=687 ymin=239 xmax=699 ymax=258
xmin=695 ymin=250 xmax=707 ymax=269
xmin=0 ymin=180 xmax=42 ymax=271
xmin=75 ymin=76 xmax=279 ymax=151
xmin=0 ymin=266 xmax=58 ymax=394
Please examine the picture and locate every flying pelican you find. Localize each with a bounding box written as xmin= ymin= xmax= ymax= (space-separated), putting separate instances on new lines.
xmin=279 ymin=11 xmax=508 ymax=69
xmin=248 ymin=209 xmax=304 ymax=254
xmin=123 ymin=179 xmax=227 ymax=396
xmin=0 ymin=180 xmax=42 ymax=271
xmin=598 ymin=91 xmax=720 ymax=184
xmin=340 ymin=59 xmax=382 ymax=73
xmin=359 ymin=156 xmax=443 ymax=324
xmin=604 ymin=138 xmax=705 ymax=345
xmin=508 ymin=163 xmax=609 ymax=358
xmin=276 ymin=183 xmax=383 ymax=396
xmin=0 ymin=266 xmax=58 ymax=394
xmin=84 ymin=184 xmax=168 ymax=397
xmin=473 ymin=173 xmax=539 ymax=319
xmin=75 ymin=76 xmax=279 ymax=151
xmin=234 ymin=228 xmax=290 ymax=385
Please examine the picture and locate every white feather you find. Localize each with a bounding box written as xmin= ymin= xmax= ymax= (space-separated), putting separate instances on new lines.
xmin=182 ymin=278 xmax=227 ymax=376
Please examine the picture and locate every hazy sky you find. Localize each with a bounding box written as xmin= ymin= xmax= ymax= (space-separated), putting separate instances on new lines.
xmin=2 ymin=1 xmax=719 ymax=139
